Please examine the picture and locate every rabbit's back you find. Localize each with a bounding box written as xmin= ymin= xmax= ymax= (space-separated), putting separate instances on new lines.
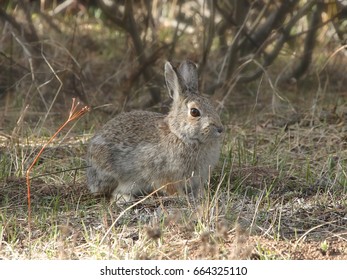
xmin=91 ymin=111 xmax=165 ymax=147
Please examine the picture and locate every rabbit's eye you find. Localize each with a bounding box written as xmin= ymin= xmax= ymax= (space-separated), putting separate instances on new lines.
xmin=190 ymin=108 xmax=201 ymax=117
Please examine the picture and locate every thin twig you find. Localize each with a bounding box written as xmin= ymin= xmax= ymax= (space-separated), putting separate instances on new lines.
xmin=294 ymin=220 xmax=337 ymax=250
xmin=25 ymin=98 xmax=89 ymax=257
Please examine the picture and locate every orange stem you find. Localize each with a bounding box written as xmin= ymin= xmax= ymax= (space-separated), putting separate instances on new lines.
xmin=25 ymin=98 xmax=89 ymax=244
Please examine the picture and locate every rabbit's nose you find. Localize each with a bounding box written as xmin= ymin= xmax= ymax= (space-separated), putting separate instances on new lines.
xmin=217 ymin=126 xmax=224 ymax=134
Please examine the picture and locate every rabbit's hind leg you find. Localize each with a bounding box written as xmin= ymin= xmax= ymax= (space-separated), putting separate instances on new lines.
xmin=86 ymin=166 xmax=118 ymax=197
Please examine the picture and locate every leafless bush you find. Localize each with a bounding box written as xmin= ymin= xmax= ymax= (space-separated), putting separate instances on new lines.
xmin=1 ymin=0 xmax=347 ymax=116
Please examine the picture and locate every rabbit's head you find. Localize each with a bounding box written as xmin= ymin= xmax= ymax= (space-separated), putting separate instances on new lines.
xmin=165 ymin=60 xmax=223 ymax=144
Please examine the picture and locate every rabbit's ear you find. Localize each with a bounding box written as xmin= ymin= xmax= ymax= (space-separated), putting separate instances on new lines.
xmin=178 ymin=60 xmax=198 ymax=93
xmin=164 ymin=61 xmax=181 ymax=100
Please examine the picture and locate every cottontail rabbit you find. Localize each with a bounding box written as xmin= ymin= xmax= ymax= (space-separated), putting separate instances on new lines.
xmin=87 ymin=60 xmax=223 ymax=200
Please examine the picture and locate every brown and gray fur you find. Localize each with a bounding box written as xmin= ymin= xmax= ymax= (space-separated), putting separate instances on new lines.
xmin=86 ymin=60 xmax=224 ymax=199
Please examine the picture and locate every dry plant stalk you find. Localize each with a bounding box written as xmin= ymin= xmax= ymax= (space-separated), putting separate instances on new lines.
xmin=25 ymin=98 xmax=89 ymax=237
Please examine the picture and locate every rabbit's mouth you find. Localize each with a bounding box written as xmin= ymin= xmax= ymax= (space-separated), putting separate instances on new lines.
xmin=190 ymin=137 xmax=203 ymax=145
xmin=178 ymin=133 xmax=203 ymax=145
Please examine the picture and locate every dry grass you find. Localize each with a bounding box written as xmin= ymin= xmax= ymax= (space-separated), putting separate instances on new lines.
xmin=1 ymin=97 xmax=347 ymax=259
